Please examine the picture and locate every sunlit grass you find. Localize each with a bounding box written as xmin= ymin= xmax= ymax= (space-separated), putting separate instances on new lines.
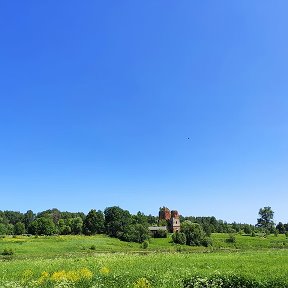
xmin=1 ymin=234 xmax=288 ymax=287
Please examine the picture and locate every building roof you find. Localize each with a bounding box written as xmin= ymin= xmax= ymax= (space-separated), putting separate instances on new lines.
xmin=148 ymin=226 xmax=167 ymax=231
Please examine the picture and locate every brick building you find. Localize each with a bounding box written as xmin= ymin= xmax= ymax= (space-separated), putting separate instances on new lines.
xmin=159 ymin=207 xmax=180 ymax=233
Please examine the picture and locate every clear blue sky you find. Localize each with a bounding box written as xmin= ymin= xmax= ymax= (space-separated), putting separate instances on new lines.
xmin=1 ymin=1 xmax=287 ymax=224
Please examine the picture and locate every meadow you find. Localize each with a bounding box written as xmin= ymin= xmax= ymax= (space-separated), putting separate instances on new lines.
xmin=1 ymin=234 xmax=288 ymax=287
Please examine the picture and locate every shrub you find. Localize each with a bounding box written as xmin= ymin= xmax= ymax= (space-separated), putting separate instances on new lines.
xmin=2 ymin=248 xmax=14 ymax=255
xmin=172 ymin=231 xmax=186 ymax=245
xmin=142 ymin=240 xmax=149 ymax=249
xmin=120 ymin=224 xmax=150 ymax=243
xmin=202 ymin=236 xmax=212 ymax=247
xmin=176 ymin=244 xmax=183 ymax=252
xmin=90 ymin=244 xmax=96 ymax=250
xmin=183 ymin=274 xmax=287 ymax=288
xmin=181 ymin=221 xmax=211 ymax=246
xmin=154 ymin=229 xmax=167 ymax=238
xmin=226 ymin=233 xmax=236 ymax=243
xmin=244 ymin=225 xmax=252 ymax=234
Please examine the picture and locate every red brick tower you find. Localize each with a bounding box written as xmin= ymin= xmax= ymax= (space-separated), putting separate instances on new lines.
xmin=170 ymin=210 xmax=180 ymax=232
xmin=159 ymin=207 xmax=171 ymax=221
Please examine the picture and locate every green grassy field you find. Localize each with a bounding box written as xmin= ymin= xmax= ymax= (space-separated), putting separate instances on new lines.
xmin=1 ymin=234 xmax=288 ymax=287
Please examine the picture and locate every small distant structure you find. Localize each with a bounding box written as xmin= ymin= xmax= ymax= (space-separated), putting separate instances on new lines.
xmin=148 ymin=226 xmax=167 ymax=237
xmin=149 ymin=207 xmax=180 ymax=235
xmin=170 ymin=209 xmax=180 ymax=233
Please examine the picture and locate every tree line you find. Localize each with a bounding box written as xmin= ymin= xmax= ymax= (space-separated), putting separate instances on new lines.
xmin=0 ymin=207 xmax=155 ymax=243
xmin=0 ymin=206 xmax=285 ymax=244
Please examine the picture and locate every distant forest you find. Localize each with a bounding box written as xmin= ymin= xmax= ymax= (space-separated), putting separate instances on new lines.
xmin=0 ymin=207 xmax=287 ymax=244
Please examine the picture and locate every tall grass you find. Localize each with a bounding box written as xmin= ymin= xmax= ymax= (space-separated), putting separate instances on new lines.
xmin=1 ymin=234 xmax=288 ymax=287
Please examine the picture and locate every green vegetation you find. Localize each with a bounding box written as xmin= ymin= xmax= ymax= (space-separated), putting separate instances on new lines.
xmin=0 ymin=234 xmax=288 ymax=287
xmin=176 ymin=221 xmax=210 ymax=247
xmin=1 ymin=206 xmax=288 ymax=286
xmin=256 ymin=206 xmax=275 ymax=234
xmin=0 ymin=207 xmax=153 ymax=244
xmin=1 ymin=206 xmax=286 ymax=243
xmin=172 ymin=231 xmax=186 ymax=245
xmin=1 ymin=233 xmax=288 ymax=258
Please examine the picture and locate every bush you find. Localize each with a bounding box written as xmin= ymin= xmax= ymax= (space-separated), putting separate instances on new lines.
xmin=181 ymin=221 xmax=211 ymax=247
xmin=2 ymin=248 xmax=14 ymax=255
xmin=183 ymin=274 xmax=288 ymax=288
xmin=172 ymin=232 xmax=186 ymax=245
xmin=154 ymin=229 xmax=167 ymax=238
xmin=226 ymin=233 xmax=236 ymax=243
xmin=142 ymin=240 xmax=149 ymax=249
xmin=175 ymin=244 xmax=183 ymax=252
xmin=90 ymin=245 xmax=96 ymax=250
xmin=120 ymin=224 xmax=150 ymax=243
xmin=243 ymin=225 xmax=252 ymax=235
xmin=202 ymin=236 xmax=213 ymax=247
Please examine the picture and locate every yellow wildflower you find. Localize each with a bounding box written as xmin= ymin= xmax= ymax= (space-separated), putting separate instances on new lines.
xmin=66 ymin=270 xmax=80 ymax=282
xmin=99 ymin=266 xmax=110 ymax=276
xmin=133 ymin=277 xmax=151 ymax=288
xmin=37 ymin=271 xmax=50 ymax=285
xmin=50 ymin=268 xmax=93 ymax=283
xmin=51 ymin=270 xmax=67 ymax=282
xmin=79 ymin=268 xmax=93 ymax=280
xmin=22 ymin=269 xmax=34 ymax=280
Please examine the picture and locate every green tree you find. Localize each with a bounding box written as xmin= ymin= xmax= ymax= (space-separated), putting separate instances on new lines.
xmin=181 ymin=221 xmax=208 ymax=246
xmin=154 ymin=229 xmax=167 ymax=238
xmin=37 ymin=209 xmax=61 ymax=225
xmin=276 ymin=222 xmax=285 ymax=234
xmin=6 ymin=224 xmax=14 ymax=235
xmin=243 ymin=224 xmax=252 ymax=235
xmin=3 ymin=211 xmax=23 ymax=225
xmin=58 ymin=219 xmax=71 ymax=235
xmin=147 ymin=214 xmax=158 ymax=226
xmin=202 ymin=223 xmax=212 ymax=236
xmin=158 ymin=219 xmax=168 ymax=227
xmin=0 ymin=223 xmax=7 ymax=235
xmin=256 ymin=206 xmax=275 ymax=233
xmin=172 ymin=231 xmax=186 ymax=245
xmin=132 ymin=211 xmax=148 ymax=226
xmin=28 ymin=217 xmax=56 ymax=235
xmin=24 ymin=210 xmax=35 ymax=230
xmin=83 ymin=209 xmax=105 ymax=235
xmin=14 ymin=222 xmax=25 ymax=235
xmin=104 ymin=206 xmax=132 ymax=238
xmin=70 ymin=217 xmax=83 ymax=234
xmin=120 ymin=224 xmax=150 ymax=243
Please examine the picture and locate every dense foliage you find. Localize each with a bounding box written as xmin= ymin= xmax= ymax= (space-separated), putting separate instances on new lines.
xmin=256 ymin=206 xmax=275 ymax=233
xmin=175 ymin=221 xmax=212 ymax=247
xmin=0 ymin=206 xmax=284 ymax=245
xmin=183 ymin=274 xmax=288 ymax=288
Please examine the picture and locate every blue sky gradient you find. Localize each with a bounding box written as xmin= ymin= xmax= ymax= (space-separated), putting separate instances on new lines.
xmin=1 ymin=1 xmax=287 ymax=224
